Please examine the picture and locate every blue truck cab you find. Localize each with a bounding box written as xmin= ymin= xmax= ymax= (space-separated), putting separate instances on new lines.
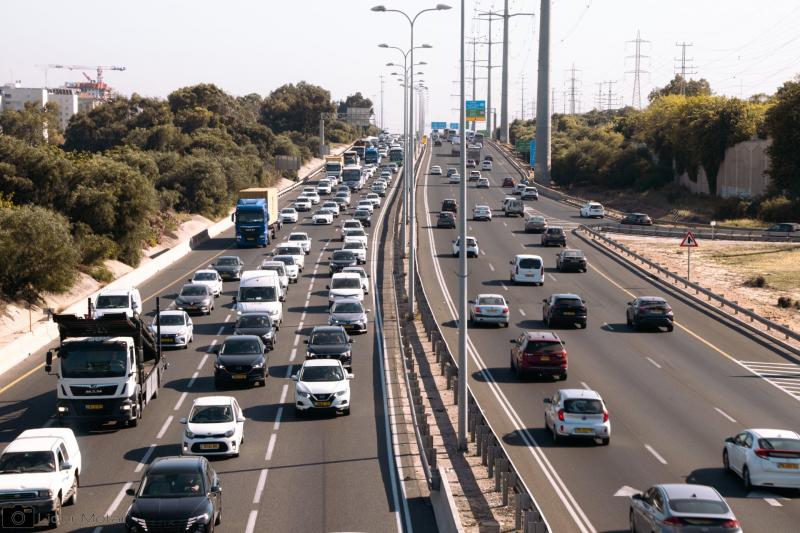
xmin=234 ymin=198 xmax=270 ymax=247
xmin=365 ymin=147 xmax=380 ymax=165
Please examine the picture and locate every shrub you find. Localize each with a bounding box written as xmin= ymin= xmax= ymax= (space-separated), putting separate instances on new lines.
xmin=757 ymin=196 xmax=796 ymax=222
xmin=777 ymin=296 xmax=796 ymax=308
xmin=743 ymin=276 xmax=767 ymax=288
xmin=89 ymin=266 xmax=114 ymax=284
xmin=73 ymin=223 xmax=119 ymax=266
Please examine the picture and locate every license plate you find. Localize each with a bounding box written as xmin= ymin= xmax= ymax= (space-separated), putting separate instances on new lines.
xmin=486 ymin=309 xmax=499 ymax=314
xmin=161 ymin=338 xmax=174 ymax=343
xmin=574 ymin=428 xmax=594 ymax=434
xmin=232 ymin=374 xmax=247 ymax=380
xmin=563 ymin=311 xmax=575 ymax=316
xmin=246 ymin=237 xmax=254 ymax=241
xmin=344 ymin=324 xmax=357 ymax=329
xmin=85 ymin=404 xmax=103 ymax=410
xmin=778 ymin=463 xmax=799 ymax=469
xmin=315 ymin=401 xmax=332 ymax=407
xmin=540 ymin=356 xmax=550 ymax=361
xmin=199 ymin=443 xmax=220 ymax=450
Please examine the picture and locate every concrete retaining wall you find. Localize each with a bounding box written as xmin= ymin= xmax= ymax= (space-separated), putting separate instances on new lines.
xmin=676 ymin=138 xmax=771 ymax=198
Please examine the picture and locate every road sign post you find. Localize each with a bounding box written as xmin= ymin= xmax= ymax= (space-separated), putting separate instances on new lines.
xmin=680 ymin=230 xmax=698 ymax=281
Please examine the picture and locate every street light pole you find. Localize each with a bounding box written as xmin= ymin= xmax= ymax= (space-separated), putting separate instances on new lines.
xmin=457 ymin=0 xmax=468 ymax=451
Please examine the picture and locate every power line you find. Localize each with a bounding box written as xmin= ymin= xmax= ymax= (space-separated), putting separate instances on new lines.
xmin=565 ymin=63 xmax=582 ymax=115
xmin=626 ymin=30 xmax=650 ymax=109
xmin=675 ymin=41 xmax=697 ymax=95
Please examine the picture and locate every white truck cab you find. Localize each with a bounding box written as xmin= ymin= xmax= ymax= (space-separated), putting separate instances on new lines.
xmin=0 ymin=428 xmax=82 ymax=528
xmin=93 ymin=287 xmax=142 ymax=319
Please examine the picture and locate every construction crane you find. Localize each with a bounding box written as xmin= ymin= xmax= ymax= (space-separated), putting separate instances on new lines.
xmin=36 ymin=64 xmax=126 ymax=87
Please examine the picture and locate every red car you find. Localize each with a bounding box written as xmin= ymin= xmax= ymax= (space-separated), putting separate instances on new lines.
xmin=502 ymin=177 xmax=516 ymax=188
xmin=509 ymin=331 xmax=567 ymax=380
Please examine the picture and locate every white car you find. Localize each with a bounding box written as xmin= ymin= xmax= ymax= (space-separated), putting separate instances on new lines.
xmin=293 ymin=359 xmax=353 ymax=416
xmin=481 ymin=160 xmax=493 ymax=171
xmin=469 ymin=294 xmax=509 ymax=326
xmin=342 ymin=266 xmax=370 ymax=294
xmin=190 ymin=269 xmax=223 ymax=297
xmin=723 ymin=428 xmax=800 ymax=489
xmin=513 ymin=183 xmax=527 ymax=195
xmin=356 ymin=200 xmax=374 ymax=214
xmin=343 ymin=228 xmax=368 ymax=248
xmin=316 ymin=180 xmax=332 ymax=195
xmin=313 ymin=209 xmax=335 ymax=225
xmin=273 ymin=255 xmax=300 ymax=283
xmin=449 ymin=173 xmax=461 ymax=184
xmin=327 ymin=272 xmax=365 ymax=304
xmin=180 ymin=396 xmax=245 ymax=457
xmin=342 ymin=219 xmax=364 ymax=232
xmin=286 ymin=232 xmax=312 ymax=254
xmin=93 ymin=287 xmax=142 ymax=319
xmin=294 ymin=198 xmax=312 ymax=212
xmin=150 ymin=310 xmax=194 ymax=349
xmin=258 ymin=260 xmax=290 ymax=297
xmin=305 ymin=191 xmax=321 ymax=204
xmin=430 ymin=165 xmax=443 ymax=175
xmin=321 ymin=201 xmax=340 ymax=217
xmin=302 ymin=186 xmax=316 ymax=195
xmin=371 ymin=182 xmax=387 ymax=196
xmin=280 ymin=207 xmax=299 ymax=224
xmin=472 ymin=205 xmax=492 ymax=221
xmin=510 ymin=254 xmax=545 ymax=285
xmin=273 ymin=244 xmax=305 ymax=270
xmin=469 ymin=170 xmax=481 ymax=181
xmin=476 ymin=177 xmax=490 ymax=188
xmin=521 ymin=187 xmax=539 ymax=200
xmin=343 ymin=240 xmax=367 ymax=263
xmin=452 ymin=236 xmax=479 ymax=258
xmin=544 ymin=389 xmax=610 ymax=445
xmin=365 ymin=193 xmax=381 ymax=207
xmin=579 ymin=202 xmax=605 ymax=218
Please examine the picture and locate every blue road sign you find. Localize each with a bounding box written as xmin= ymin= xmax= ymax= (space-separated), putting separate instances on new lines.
xmin=431 ymin=121 xmax=447 ymax=129
xmin=466 ymin=100 xmax=486 ymax=121
xmin=529 ymin=140 xmax=537 ymax=166
xmin=449 ymin=122 xmax=459 ymax=129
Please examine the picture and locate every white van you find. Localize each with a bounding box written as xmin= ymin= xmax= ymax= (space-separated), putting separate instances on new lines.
xmin=258 ymin=260 xmax=289 ymax=300
xmin=234 ymin=271 xmax=283 ymax=327
xmin=93 ymin=287 xmax=143 ymax=319
xmin=510 ymin=254 xmax=545 ymax=285
xmin=503 ymin=197 xmax=524 ymax=217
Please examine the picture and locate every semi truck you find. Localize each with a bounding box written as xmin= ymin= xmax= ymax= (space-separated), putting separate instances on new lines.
xmin=343 ymin=150 xmax=359 ymax=166
xmin=45 ymin=298 xmax=168 ymax=427
xmin=365 ymin=146 xmax=380 ymax=165
xmin=467 ymin=145 xmax=481 ymax=162
xmin=233 ymin=187 xmax=281 ymax=247
xmin=325 ymin=155 xmax=344 ymax=181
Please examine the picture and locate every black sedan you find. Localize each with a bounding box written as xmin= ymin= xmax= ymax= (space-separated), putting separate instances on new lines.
xmin=542 ymin=294 xmax=587 ymax=329
xmin=626 ymin=296 xmax=674 ymax=331
xmin=125 ymin=456 xmax=221 ymax=533
xmin=556 ymin=249 xmax=587 ymax=272
xmin=437 ymin=211 xmax=456 ymax=228
xmin=305 ymin=325 xmax=353 ymax=370
xmin=329 ymin=250 xmax=359 ymax=275
xmin=620 ymin=212 xmax=653 ymax=226
xmin=234 ymin=312 xmax=277 ymax=351
xmin=213 ymin=335 xmax=268 ymax=388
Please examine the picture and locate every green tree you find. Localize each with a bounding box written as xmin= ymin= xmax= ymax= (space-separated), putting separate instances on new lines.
xmin=337 ymin=92 xmax=374 ymax=114
xmin=765 ymin=79 xmax=800 ymax=200
xmin=0 ymin=101 xmax=63 ymax=145
xmin=260 ymin=82 xmax=333 ymax=135
xmin=648 ymin=75 xmax=712 ymax=101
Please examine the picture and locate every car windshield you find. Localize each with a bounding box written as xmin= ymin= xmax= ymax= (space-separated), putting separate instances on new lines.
xmin=181 ymin=285 xmax=208 ymax=297
xmin=332 ymin=278 xmax=361 ymax=289
xmin=547 ymin=228 xmax=564 ymax=235
xmin=239 ymin=286 xmax=277 ymax=302
xmin=356 ymin=210 xmax=370 ymax=217
xmin=190 ymin=404 xmax=233 ymax=424
xmin=478 ymin=297 xmax=504 ymax=305
xmin=310 ymin=331 xmax=348 ymax=345
xmin=639 ymin=299 xmax=667 ymax=308
xmin=301 ymin=365 xmax=344 ymax=382
xmin=140 ymin=473 xmax=205 ymax=498
xmin=59 ymin=344 xmax=128 ymax=378
xmin=216 ymin=257 xmax=239 ymax=266
xmin=236 ymin=315 xmax=271 ymax=328
xmin=524 ymin=341 xmax=564 ymax=355
xmin=466 ymin=238 xmax=477 ymax=246
xmin=237 ymin=212 xmax=264 ymax=223
xmin=289 ymin=235 xmax=307 ymax=241
xmin=274 ymin=256 xmax=295 ymax=266
xmin=96 ymin=295 xmax=129 ymax=308
xmin=758 ymin=438 xmax=800 ymax=451
xmin=562 ymin=251 xmax=584 ymax=258
xmin=157 ymin=314 xmax=185 ymax=326
xmin=221 ymin=338 xmax=262 ymax=354
xmin=519 ymin=258 xmax=542 ymax=269
xmin=260 ymin=264 xmax=284 ymax=275
xmin=194 ymin=272 xmax=217 ymax=281
xmin=277 ymin=247 xmax=302 ymax=255
xmin=0 ymin=451 xmax=55 ymax=474
xmin=344 ymin=243 xmax=363 ymax=250
xmin=344 ymin=222 xmax=360 ymax=229
xmin=668 ymin=498 xmax=728 ymax=515
xmin=333 ymin=302 xmax=363 ymax=313
xmin=439 ymin=213 xmax=454 ymax=219
xmin=333 ymin=251 xmax=356 ymax=261
xmin=346 ymin=230 xmax=366 ymax=237
xmin=563 ymin=399 xmax=603 ymax=415
xmin=281 ymin=209 xmax=295 ymax=214
xmin=530 ymin=217 xmax=545 ymax=223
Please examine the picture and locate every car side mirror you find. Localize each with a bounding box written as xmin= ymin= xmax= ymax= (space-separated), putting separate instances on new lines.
xmin=303 ymin=339 xmax=309 ymax=344
xmin=126 ymin=487 xmax=137 ymax=496
xmin=627 ymin=301 xmax=633 ymax=306
xmin=179 ymin=418 xmax=187 ymax=424
xmin=61 ymin=460 xmax=73 ymax=470
xmin=291 ymin=375 xmax=299 ymax=381
xmin=347 ymin=373 xmax=354 ymax=380
xmin=542 ymin=299 xmax=547 ymax=303
xmin=210 ymin=485 xmax=221 ymax=493
xmin=187 ymin=279 xmax=192 ymax=283
xmin=509 ymin=339 xmax=516 ymax=344
xmin=725 ymin=437 xmax=734 ymax=444
xmin=468 ymin=300 xmax=475 ymax=304
xmin=542 ymin=398 xmax=551 ymax=404
xmin=366 ymin=309 xmax=371 ymax=313
xmin=237 ymin=417 xmax=246 ymax=423
xmin=232 ymin=296 xmax=237 ymax=302
xmin=631 ymin=493 xmax=642 ymax=501
xmin=326 ymin=285 xmax=330 ymax=289
xmin=46 ymin=350 xmax=53 ymax=366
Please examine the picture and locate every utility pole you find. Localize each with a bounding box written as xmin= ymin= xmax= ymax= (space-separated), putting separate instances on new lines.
xmin=565 ymin=63 xmax=581 ymax=115
xmin=674 ymin=41 xmax=696 ymax=95
xmin=380 ymin=75 xmax=385 ymax=130
xmin=499 ymin=1 xmax=535 ymax=143
xmin=534 ymin=0 xmax=551 ymax=184
xmin=457 ymin=0 xmax=468 ymax=452
xmin=476 ymin=10 xmax=503 ymax=138
xmin=520 ymin=74 xmax=525 ymax=120
xmin=466 ymin=36 xmax=487 ymax=131
xmin=604 ymin=80 xmax=619 ymax=111
xmin=626 ymin=30 xmax=649 ymax=109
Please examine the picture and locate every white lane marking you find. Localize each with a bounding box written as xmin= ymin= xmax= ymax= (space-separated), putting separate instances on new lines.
xmin=714 ymin=407 xmax=738 ymax=423
xmin=646 ymin=357 xmax=662 ymax=369
xmin=273 ymin=407 xmax=283 ymax=431
xmin=187 ymin=371 xmax=199 ymax=388
xmin=519 ymin=309 xmax=526 ymax=317
xmin=480 ymin=249 xmax=486 ymax=256
xmin=244 ymin=510 xmax=259 ymax=533
xmin=280 ymin=383 xmax=289 ymax=403
xmin=216 ymin=326 xmax=225 ymax=336
xmin=293 ymin=335 xmax=300 ymax=346
xmin=503 ymin=222 xmax=507 ymax=227
xmin=300 ymin=311 xmax=307 ymax=321
xmin=135 ymin=444 xmax=156 ymax=473
xmin=488 ymin=263 xmax=495 ymax=272
xmin=224 ymin=314 xmax=232 ymax=323
xmin=253 ymin=468 xmax=269 ymax=504
xmin=103 ymin=482 xmax=133 ymax=521
xmin=265 ymin=433 xmax=277 ymax=461
xmin=580 ymin=381 xmax=591 ymax=390
xmin=156 ymin=416 xmax=173 ymax=440
xmin=549 ymin=274 xmax=557 ymax=282
xmin=604 ymin=322 xmax=614 ymax=331
xmin=207 ymin=339 xmax=218 ymax=350
xmin=764 ymin=498 xmax=782 ymax=507
xmin=645 ymin=444 xmax=668 ymax=465
xmin=197 ymin=354 xmax=209 ymax=370
xmin=174 ymin=392 xmax=188 ymax=411
xmin=289 ymin=348 xmax=297 ymax=362
xmin=500 ymin=282 xmax=509 ymax=292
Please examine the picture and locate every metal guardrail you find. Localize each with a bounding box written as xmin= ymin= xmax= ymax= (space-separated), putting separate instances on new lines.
xmin=594 ymin=223 xmax=800 ymax=243
xmin=576 ymin=225 xmax=800 ymax=356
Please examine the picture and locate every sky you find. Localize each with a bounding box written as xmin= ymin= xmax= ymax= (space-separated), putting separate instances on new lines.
xmin=3 ymin=0 xmax=800 ymax=134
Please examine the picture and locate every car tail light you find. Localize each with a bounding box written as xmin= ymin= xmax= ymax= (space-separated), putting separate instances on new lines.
xmin=662 ymin=517 xmax=685 ymax=526
xmin=720 ymin=519 xmax=740 ymax=529
xmin=474 ymin=306 xmax=482 ymax=313
xmin=603 ymin=411 xmax=609 ymax=423
xmin=557 ymin=409 xmax=565 ymax=421
xmin=502 ymin=307 xmax=509 ymax=314
xmin=754 ymin=448 xmax=771 ymax=459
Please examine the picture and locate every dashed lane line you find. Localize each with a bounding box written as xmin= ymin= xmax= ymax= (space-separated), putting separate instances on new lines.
xmin=265 ymin=433 xmax=278 ymax=461
xmin=253 ymin=468 xmax=269 ymax=504
xmin=156 ymin=416 xmax=173 ymax=439
xmin=714 ymin=407 xmax=737 ymax=423
xmin=135 ymin=444 xmax=156 ymax=473
xmin=646 ymin=357 xmax=662 ymax=369
xmin=645 ymin=444 xmax=668 ymax=465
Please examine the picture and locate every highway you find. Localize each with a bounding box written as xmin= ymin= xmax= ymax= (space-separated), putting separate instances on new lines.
xmin=416 ymin=140 xmax=800 ymax=532
xmin=0 ymin=168 xmax=434 ymax=532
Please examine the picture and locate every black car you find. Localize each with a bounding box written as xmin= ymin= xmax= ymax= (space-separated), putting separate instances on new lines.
xmin=125 ymin=456 xmax=221 ymax=533
xmin=556 ymin=249 xmax=587 ymax=272
xmin=541 ymin=227 xmax=567 ymax=247
xmin=305 ymin=325 xmax=353 ymax=370
xmin=434 ymin=139 xmax=442 ymax=146
xmin=765 ymin=222 xmax=800 ymax=233
xmin=626 ymin=296 xmax=674 ymax=331
xmin=213 ymin=335 xmax=267 ymax=388
xmin=234 ymin=312 xmax=276 ymax=351
xmin=542 ymin=293 xmax=587 ymax=329
xmin=437 ymin=211 xmax=456 ymax=228
xmin=620 ymin=212 xmax=653 ymax=226
xmin=329 ymin=250 xmax=359 ymax=275
xmin=484 ymin=155 xmax=493 ymax=162
xmin=210 ymin=256 xmax=244 ymax=281
xmin=441 ymin=199 xmax=458 ymax=214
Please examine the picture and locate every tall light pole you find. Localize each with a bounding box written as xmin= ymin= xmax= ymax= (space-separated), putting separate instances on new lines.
xmin=498 ymin=2 xmax=535 ymax=143
xmin=373 ymin=3 xmax=452 ymax=318
xmin=457 ymin=0 xmax=468 ymax=451
xmin=534 ymin=0 xmax=551 ymax=184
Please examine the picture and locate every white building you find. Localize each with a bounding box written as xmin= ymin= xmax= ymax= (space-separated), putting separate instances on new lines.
xmin=0 ymin=83 xmax=79 ymax=130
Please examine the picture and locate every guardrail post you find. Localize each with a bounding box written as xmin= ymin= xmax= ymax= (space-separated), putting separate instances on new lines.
xmin=487 ymin=444 xmax=496 ymax=477
xmin=476 ymin=424 xmax=485 ymax=456
xmin=481 ymin=433 xmax=490 ymax=465
xmin=516 ymin=493 xmax=529 ymax=531
xmin=496 ymin=457 xmax=507 ymax=492
xmin=451 ymin=372 xmax=459 ymax=405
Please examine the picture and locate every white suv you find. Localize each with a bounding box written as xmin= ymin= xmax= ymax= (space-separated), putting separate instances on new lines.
xmin=93 ymin=287 xmax=142 ymax=319
xmin=510 ymin=254 xmax=545 ymax=285
xmin=293 ymin=359 xmax=353 ymax=416
xmin=328 ymin=272 xmax=365 ymax=305
xmin=579 ymin=202 xmax=605 ymax=218
xmin=180 ymin=396 xmax=245 ymax=457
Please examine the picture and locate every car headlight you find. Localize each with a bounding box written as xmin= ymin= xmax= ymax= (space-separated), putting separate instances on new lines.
xmin=37 ymin=489 xmax=53 ymax=498
xmin=186 ymin=513 xmax=210 ymax=526
xmin=178 ymin=328 xmax=187 ymax=336
xmin=185 ymin=429 xmax=195 ymax=438
xmin=214 ymin=361 xmax=224 ymax=370
xmin=252 ymin=362 xmax=264 ymax=369
xmin=224 ymin=429 xmax=235 ymax=438
xmin=297 ymin=391 xmax=311 ymax=399
xmin=335 ymin=389 xmax=348 ymax=397
xmin=267 ymin=309 xmax=278 ymax=316
xmin=129 ymin=516 xmax=146 ymax=527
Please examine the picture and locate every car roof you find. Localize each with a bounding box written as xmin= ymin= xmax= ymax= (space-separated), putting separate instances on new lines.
xmin=98 ymin=287 xmax=137 ymax=296
xmin=747 ymin=428 xmax=800 ymax=439
xmin=557 ymin=388 xmax=602 ymax=401
xmin=181 ymin=283 xmax=209 ymax=291
xmin=193 ymin=269 xmax=217 ymax=276
xmin=523 ymin=331 xmax=562 ymax=342
xmin=637 ymin=296 xmax=666 ymax=302
xmin=515 ymin=254 xmax=543 ymax=260
xmin=149 ymin=456 xmax=205 ymax=474
xmin=218 ymin=255 xmax=241 ymax=260
xmin=310 ymin=325 xmax=346 ymax=333
xmin=6 ymin=428 xmax=78 ymax=453
xmin=289 ymin=232 xmax=308 ymax=237
xmin=192 ymin=396 xmax=235 ymax=406
xmin=476 ymin=293 xmax=504 ymax=300
xmin=332 ymin=297 xmax=363 ymax=306
xmin=659 ymin=484 xmax=722 ymax=501
xmin=223 ymin=334 xmax=262 ymax=342
xmin=302 ymin=358 xmax=344 ymax=368
xmin=331 ymin=272 xmax=361 ymax=279
xmin=158 ymin=310 xmax=187 ymax=317
xmin=552 ymin=293 xmax=582 ymax=300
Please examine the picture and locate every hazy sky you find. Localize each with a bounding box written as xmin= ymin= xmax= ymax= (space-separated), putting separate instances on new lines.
xmin=3 ymin=0 xmax=799 ymax=133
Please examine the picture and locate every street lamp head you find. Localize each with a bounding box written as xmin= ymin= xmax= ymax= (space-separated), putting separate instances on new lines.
xmin=386 ymin=62 xmax=396 ymax=67
xmin=418 ymin=61 xmax=428 ymax=65
xmin=436 ymin=4 xmax=452 ymax=10
xmin=421 ymin=44 xmax=433 ymax=49
xmin=371 ymin=5 xmax=387 ymax=12
xmin=378 ymin=43 xmax=389 ymax=48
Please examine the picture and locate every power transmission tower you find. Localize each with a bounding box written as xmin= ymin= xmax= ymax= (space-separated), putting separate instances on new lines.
xmin=603 ymin=81 xmax=621 ymax=111
xmin=520 ymin=74 xmax=526 ymax=120
xmin=565 ymin=63 xmax=581 ymax=115
xmin=626 ymin=30 xmax=650 ymax=109
xmin=674 ymin=41 xmax=697 ymax=95
xmin=595 ymin=82 xmax=604 ymax=110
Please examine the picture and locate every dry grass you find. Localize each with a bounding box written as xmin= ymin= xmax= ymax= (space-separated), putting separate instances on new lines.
xmin=718 ymin=218 xmax=765 ymax=228
xmin=709 ymin=246 xmax=800 ymax=292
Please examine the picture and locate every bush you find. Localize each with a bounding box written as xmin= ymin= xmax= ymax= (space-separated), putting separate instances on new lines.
xmin=89 ymin=266 xmax=114 ymax=284
xmin=777 ymin=296 xmax=799 ymax=309
xmin=73 ymin=223 xmax=119 ymax=265
xmin=0 ymin=206 xmax=79 ymax=300
xmin=757 ymin=196 xmax=796 ymax=222
xmin=743 ymin=275 xmax=767 ymax=288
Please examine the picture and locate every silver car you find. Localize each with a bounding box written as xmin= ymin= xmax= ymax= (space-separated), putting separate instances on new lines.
xmin=174 ymin=283 xmax=215 ymax=315
xmin=328 ymin=298 xmax=369 ymax=334
xmin=630 ymin=484 xmax=741 ymax=533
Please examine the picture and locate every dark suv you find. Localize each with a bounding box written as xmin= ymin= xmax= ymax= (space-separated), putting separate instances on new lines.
xmin=556 ymin=249 xmax=587 ymax=272
xmin=626 ymin=296 xmax=674 ymax=331
xmin=620 ymin=212 xmax=653 ymax=226
xmin=541 ymin=227 xmax=567 ymax=247
xmin=542 ymin=294 xmax=587 ymax=328
xmin=509 ymin=331 xmax=567 ymax=380
xmin=441 ymin=199 xmax=458 ymax=214
xmin=437 ymin=211 xmax=456 ymax=228
xmin=329 ymin=250 xmax=359 ymax=275
xmin=305 ymin=326 xmax=353 ymax=370
xmin=213 ymin=335 xmax=268 ymax=388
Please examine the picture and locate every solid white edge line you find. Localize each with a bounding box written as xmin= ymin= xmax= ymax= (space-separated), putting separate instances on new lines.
xmin=104 ymin=481 xmax=133 ymax=518
xmin=135 ymin=444 xmax=156 ymax=473
xmin=644 ymin=444 xmax=668 ymax=465
xmin=253 ymin=468 xmax=269 ymax=504
xmin=156 ymin=415 xmax=173 ymax=440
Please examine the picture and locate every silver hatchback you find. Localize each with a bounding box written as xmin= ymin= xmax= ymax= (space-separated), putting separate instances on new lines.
xmin=630 ymin=484 xmax=741 ymax=533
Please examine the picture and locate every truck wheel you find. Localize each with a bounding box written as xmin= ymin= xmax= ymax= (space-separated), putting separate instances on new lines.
xmin=67 ymin=475 xmax=79 ymax=505
xmin=48 ymin=498 xmax=62 ymax=529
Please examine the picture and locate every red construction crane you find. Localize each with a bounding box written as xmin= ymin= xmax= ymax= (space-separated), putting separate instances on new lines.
xmin=40 ymin=64 xmax=127 ymax=86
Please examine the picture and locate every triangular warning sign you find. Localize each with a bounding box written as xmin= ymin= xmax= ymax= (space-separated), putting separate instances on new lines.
xmin=680 ymin=230 xmax=698 ymax=247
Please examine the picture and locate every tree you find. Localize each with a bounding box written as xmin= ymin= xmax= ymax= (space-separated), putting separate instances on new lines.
xmin=765 ymin=78 xmax=800 ymax=199
xmin=0 ymin=101 xmax=63 ymax=145
xmin=648 ymin=75 xmax=712 ymax=101
xmin=0 ymin=205 xmax=79 ymax=299
xmin=260 ymin=82 xmax=333 ymax=135
xmin=337 ymin=92 xmax=374 ymax=114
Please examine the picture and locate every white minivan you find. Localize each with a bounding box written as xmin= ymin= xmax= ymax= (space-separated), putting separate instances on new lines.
xmin=93 ymin=287 xmax=143 ymax=319
xmin=510 ymin=254 xmax=545 ymax=285
xmin=234 ymin=271 xmax=283 ymax=327
xmin=258 ymin=260 xmax=289 ymax=300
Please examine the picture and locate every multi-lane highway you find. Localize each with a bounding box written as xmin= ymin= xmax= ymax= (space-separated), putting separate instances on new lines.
xmin=416 ymin=140 xmax=800 ymax=532
xmin=0 ymin=167 xmax=435 ymax=532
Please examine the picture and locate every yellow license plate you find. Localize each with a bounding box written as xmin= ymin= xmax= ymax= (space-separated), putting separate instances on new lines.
xmin=778 ymin=463 xmax=799 ymax=469
xmin=563 ymin=311 xmax=575 ymax=316
xmin=161 ymin=338 xmax=174 ymax=343
xmin=232 ymin=374 xmax=247 ymax=380
xmin=85 ymin=404 xmax=103 ymax=410
xmin=574 ymin=428 xmax=594 ymax=434
xmin=199 ymin=444 xmax=220 ymax=450
xmin=315 ymin=401 xmax=332 ymax=407
xmin=540 ymin=356 xmax=550 ymax=361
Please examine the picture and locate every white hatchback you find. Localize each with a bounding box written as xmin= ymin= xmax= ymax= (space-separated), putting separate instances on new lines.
xmin=342 ymin=240 xmax=367 ymax=264
xmin=481 ymin=160 xmax=493 ymax=171
xmin=452 ymin=236 xmax=479 ymax=258
xmin=190 ymin=269 xmax=223 ymax=297
xmin=544 ymin=388 xmax=610 ymax=445
xmin=510 ymin=254 xmax=544 ymax=285
xmin=180 ymin=396 xmax=245 ymax=457
xmin=723 ymin=428 xmax=800 ymax=489
xmin=280 ymin=208 xmax=299 ymax=223
xmin=286 ymin=232 xmax=311 ymax=254
xmin=579 ymin=202 xmax=605 ymax=218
